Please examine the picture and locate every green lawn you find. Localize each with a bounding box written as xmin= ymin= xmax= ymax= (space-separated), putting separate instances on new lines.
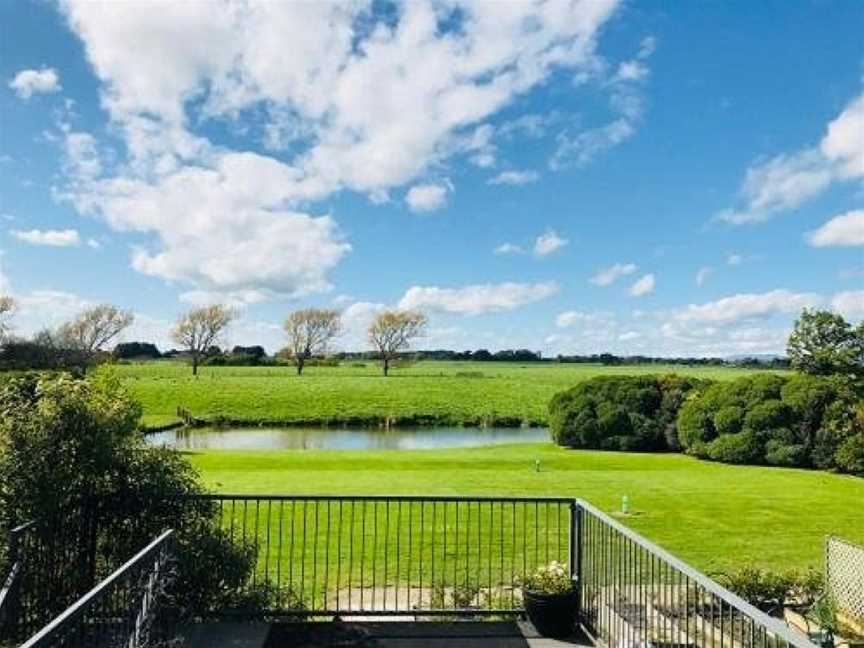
xmin=188 ymin=442 xmax=864 ymax=574
xmin=118 ymin=360 xmax=773 ymax=429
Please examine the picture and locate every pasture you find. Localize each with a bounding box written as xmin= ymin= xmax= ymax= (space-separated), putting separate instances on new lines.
xmin=188 ymin=443 xmax=864 ymax=574
xmin=117 ymin=360 xmax=773 ymax=429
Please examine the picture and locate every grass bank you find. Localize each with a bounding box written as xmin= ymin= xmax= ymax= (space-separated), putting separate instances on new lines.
xmin=188 ymin=442 xmax=863 ymax=573
xmin=118 ymin=361 xmax=771 ymax=429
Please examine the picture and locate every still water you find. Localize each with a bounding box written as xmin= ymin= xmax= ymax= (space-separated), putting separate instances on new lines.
xmin=147 ymin=425 xmax=549 ymax=450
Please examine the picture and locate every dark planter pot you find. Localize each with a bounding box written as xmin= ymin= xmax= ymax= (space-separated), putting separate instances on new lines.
xmin=523 ymin=588 xmax=578 ymax=638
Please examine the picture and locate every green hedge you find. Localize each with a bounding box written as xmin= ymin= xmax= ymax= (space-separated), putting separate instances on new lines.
xmin=677 ymin=374 xmax=862 ymax=471
xmin=549 ymin=373 xmax=864 ymax=476
xmin=548 ymin=375 xmax=709 ymax=451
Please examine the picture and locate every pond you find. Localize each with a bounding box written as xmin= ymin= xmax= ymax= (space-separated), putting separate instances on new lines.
xmin=147 ymin=425 xmax=549 ymax=451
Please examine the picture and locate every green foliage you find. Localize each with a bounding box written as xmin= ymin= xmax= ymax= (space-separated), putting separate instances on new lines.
xmin=0 ymin=372 xmax=280 ymax=616
xmin=677 ymin=373 xmax=862 ymax=472
xmin=787 ymin=309 xmax=864 ymax=379
xmin=549 ymin=374 xmax=709 ymax=450
xmin=717 ymin=566 xmax=822 ymax=615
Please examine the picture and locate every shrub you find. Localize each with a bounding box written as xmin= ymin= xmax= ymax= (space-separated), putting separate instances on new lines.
xmin=549 ymin=375 xmax=709 ymax=451
xmin=677 ymin=373 xmax=862 ymax=472
xmin=0 ymin=372 xmax=280 ymax=618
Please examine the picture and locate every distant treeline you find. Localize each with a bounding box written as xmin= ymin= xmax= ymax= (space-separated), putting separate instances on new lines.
xmin=103 ymin=342 xmax=790 ymax=368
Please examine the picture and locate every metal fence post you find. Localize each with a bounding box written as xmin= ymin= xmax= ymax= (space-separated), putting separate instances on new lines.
xmin=570 ymin=500 xmax=583 ymax=623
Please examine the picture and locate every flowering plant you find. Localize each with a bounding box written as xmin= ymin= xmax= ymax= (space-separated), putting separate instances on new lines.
xmin=521 ymin=561 xmax=573 ymax=595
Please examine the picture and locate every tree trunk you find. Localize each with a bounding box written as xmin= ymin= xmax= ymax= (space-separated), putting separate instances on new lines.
xmin=383 ymin=357 xmax=389 ymax=377
xmin=296 ymin=357 xmax=304 ymax=376
xmin=192 ymin=354 xmax=199 ymax=376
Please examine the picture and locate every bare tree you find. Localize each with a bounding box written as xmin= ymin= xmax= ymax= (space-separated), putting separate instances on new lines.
xmin=0 ymin=296 xmax=15 ymax=342
xmin=171 ymin=304 xmax=236 ymax=376
xmin=283 ymin=308 xmax=342 ymax=375
xmin=58 ymin=304 xmax=134 ymax=354
xmin=368 ymin=310 xmax=427 ymax=376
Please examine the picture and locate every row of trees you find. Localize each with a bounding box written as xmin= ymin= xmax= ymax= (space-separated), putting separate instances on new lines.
xmin=0 ymin=298 xmax=430 ymax=377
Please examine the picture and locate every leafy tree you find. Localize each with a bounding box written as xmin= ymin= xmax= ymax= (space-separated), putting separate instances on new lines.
xmin=58 ymin=304 xmax=134 ymax=355
xmin=283 ymin=308 xmax=342 ymax=375
xmin=0 ymin=372 xmax=277 ymax=622
xmin=113 ymin=341 xmax=161 ymax=359
xmin=787 ymin=309 xmax=864 ymax=378
xmin=368 ymin=310 xmax=427 ymax=376
xmin=171 ymin=304 xmax=236 ymax=376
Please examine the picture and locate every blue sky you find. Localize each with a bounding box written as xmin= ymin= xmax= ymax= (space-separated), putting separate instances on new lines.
xmin=0 ymin=0 xmax=862 ymax=356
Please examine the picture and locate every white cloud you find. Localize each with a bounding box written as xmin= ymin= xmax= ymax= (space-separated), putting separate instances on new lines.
xmin=831 ymin=291 xmax=864 ymax=320
xmin=70 ymin=152 xmax=351 ymax=303
xmin=488 ymin=170 xmax=539 ymax=186
xmin=726 ymin=253 xmax=743 ymax=266
xmin=405 ymin=183 xmax=450 ymax=213
xmin=555 ymin=310 xmax=611 ymax=328
xmin=589 ymin=262 xmax=637 ymax=286
xmin=674 ymin=289 xmax=822 ymax=324
xmin=550 ymin=35 xmax=655 ymax=169
xmin=618 ymin=331 xmax=641 ymax=341
xmin=821 ymin=94 xmax=864 ymax=179
xmin=629 ymin=273 xmax=655 ymax=297
xmin=57 ymin=0 xmax=622 ymax=301
xmin=718 ymin=92 xmax=864 ymax=224
xmin=8 ymin=67 xmax=61 ymax=99
xmin=695 ymin=266 xmax=713 ymax=286
xmin=494 ymin=243 xmax=524 ymax=255
xmin=807 ymin=209 xmax=864 ymax=247
xmin=399 ymin=281 xmax=559 ymax=316
xmin=533 ymin=230 xmax=568 ymax=257
xmin=11 ymin=228 xmax=81 ymax=247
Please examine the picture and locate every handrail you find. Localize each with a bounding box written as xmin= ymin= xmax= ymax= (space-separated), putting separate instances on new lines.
xmin=576 ymin=498 xmax=818 ymax=648
xmin=194 ymin=492 xmax=576 ymax=503
xmin=19 ymin=529 xmax=174 ymax=648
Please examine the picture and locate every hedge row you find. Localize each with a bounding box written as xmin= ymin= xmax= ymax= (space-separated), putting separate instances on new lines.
xmin=549 ymin=374 xmax=864 ymax=475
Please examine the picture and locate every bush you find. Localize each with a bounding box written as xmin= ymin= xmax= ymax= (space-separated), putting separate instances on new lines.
xmin=549 ymin=375 xmax=709 ymax=451
xmin=677 ymin=374 xmax=862 ymax=471
xmin=0 ymin=372 xmax=280 ymax=618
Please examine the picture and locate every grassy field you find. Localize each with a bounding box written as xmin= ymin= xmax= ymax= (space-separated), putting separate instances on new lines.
xmin=118 ymin=360 xmax=773 ymax=429
xmin=188 ymin=443 xmax=864 ymax=574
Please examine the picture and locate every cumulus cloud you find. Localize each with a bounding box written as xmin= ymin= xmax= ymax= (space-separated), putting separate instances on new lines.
xmin=8 ymin=67 xmax=61 ymax=99
xmin=11 ymin=228 xmax=81 ymax=247
xmin=718 ymin=92 xmax=864 ymax=224
xmin=807 ymin=209 xmax=864 ymax=247
xmin=56 ymin=0 xmax=622 ymax=301
xmin=399 ymin=281 xmax=559 ymax=316
xmin=405 ymin=183 xmax=450 ymax=213
xmin=589 ymin=262 xmax=637 ymax=286
xmin=629 ymin=273 xmax=655 ymax=297
xmin=533 ymin=230 xmax=568 ymax=257
xmin=674 ymin=289 xmax=822 ymax=324
xmin=726 ymin=253 xmax=743 ymax=266
xmin=831 ymin=291 xmax=864 ymax=319
xmin=488 ymin=170 xmax=540 ymax=186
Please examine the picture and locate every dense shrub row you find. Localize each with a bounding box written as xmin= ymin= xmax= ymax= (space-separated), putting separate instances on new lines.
xmin=549 ymin=373 xmax=864 ymax=475
xmin=548 ymin=375 xmax=709 ymax=451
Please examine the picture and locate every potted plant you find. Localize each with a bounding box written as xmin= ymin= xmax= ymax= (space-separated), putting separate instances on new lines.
xmin=521 ymin=561 xmax=577 ymax=638
xmin=806 ymin=595 xmax=839 ymax=648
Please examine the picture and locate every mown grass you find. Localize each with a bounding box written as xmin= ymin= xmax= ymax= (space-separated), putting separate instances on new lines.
xmin=117 ymin=361 xmax=773 ymax=429
xmin=188 ymin=443 xmax=864 ymax=574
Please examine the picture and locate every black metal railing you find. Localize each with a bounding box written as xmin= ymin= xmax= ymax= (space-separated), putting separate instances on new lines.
xmin=0 ymin=513 xmax=98 ymax=643
xmin=197 ymin=494 xmax=573 ymax=616
xmin=576 ymin=499 xmax=815 ymax=648
xmin=19 ymin=529 xmax=175 ymax=648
